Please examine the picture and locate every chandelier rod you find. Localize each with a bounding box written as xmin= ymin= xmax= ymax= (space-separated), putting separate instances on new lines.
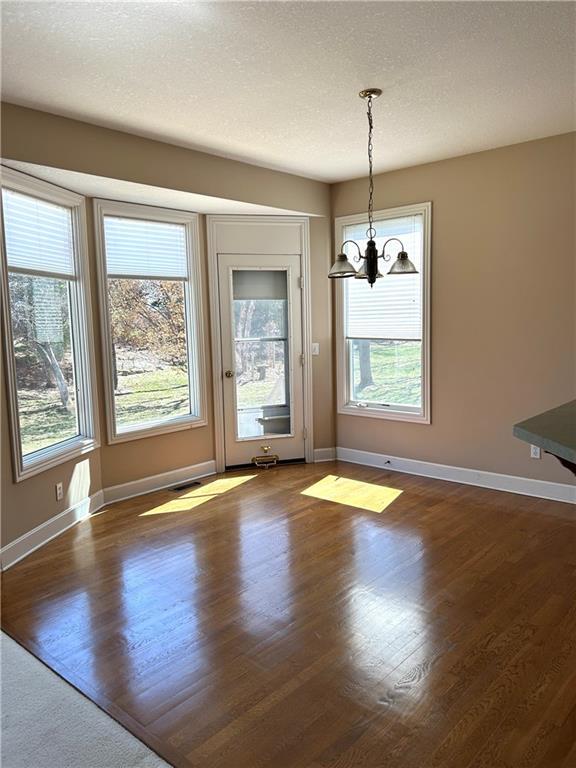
xmin=340 ymin=239 xmax=363 ymax=260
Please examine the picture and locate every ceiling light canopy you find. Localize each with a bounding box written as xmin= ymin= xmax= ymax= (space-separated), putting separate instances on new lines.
xmin=329 ymin=89 xmax=418 ymax=286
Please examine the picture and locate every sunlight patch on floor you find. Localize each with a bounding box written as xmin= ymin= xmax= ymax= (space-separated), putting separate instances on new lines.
xmin=139 ymin=475 xmax=257 ymax=516
xmin=301 ymin=474 xmax=402 ymax=513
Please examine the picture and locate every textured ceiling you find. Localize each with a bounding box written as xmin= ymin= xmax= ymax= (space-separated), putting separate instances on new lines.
xmin=1 ymin=1 xmax=574 ymax=182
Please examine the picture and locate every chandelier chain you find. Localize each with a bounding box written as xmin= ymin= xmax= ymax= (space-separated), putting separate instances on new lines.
xmin=366 ymin=95 xmax=375 ymax=239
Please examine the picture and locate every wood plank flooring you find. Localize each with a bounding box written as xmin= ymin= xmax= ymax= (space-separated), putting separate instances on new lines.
xmin=2 ymin=461 xmax=576 ymax=768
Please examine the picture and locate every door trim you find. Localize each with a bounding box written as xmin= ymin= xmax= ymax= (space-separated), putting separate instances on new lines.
xmin=207 ymin=215 xmax=314 ymax=472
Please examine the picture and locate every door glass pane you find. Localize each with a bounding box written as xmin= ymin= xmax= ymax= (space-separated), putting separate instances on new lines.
xmin=232 ymin=270 xmax=290 ymax=439
xmin=8 ymin=273 xmax=80 ymax=456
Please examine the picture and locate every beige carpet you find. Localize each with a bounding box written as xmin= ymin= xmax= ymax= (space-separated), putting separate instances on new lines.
xmin=1 ymin=633 xmax=171 ymax=768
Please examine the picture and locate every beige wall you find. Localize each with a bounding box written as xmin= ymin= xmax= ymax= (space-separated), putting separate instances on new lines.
xmin=1 ymin=105 xmax=334 ymax=546
xmin=332 ymin=133 xmax=576 ymax=484
xmin=309 ymin=215 xmax=335 ymax=451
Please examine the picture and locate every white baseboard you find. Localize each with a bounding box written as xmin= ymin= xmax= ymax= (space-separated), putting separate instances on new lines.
xmin=0 ymin=490 xmax=105 ymax=571
xmin=336 ymin=447 xmax=576 ymax=505
xmin=314 ymin=447 xmax=336 ymax=462
xmin=1 ymin=460 xmax=218 ymax=570
xmin=103 ymin=460 xmax=217 ymax=504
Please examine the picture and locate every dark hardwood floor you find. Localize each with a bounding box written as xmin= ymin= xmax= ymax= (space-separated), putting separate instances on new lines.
xmin=2 ymin=461 xmax=576 ymax=768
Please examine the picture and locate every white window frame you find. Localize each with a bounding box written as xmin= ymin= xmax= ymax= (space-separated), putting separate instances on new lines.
xmin=93 ymin=199 xmax=207 ymax=444
xmin=0 ymin=167 xmax=99 ymax=482
xmin=335 ymin=201 xmax=431 ymax=424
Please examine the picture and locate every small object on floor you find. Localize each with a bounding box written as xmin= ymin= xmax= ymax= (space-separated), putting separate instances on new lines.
xmin=251 ymin=453 xmax=279 ymax=468
xmin=251 ymin=444 xmax=279 ymax=468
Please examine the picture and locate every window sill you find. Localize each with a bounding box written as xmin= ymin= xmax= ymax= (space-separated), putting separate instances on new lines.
xmin=338 ymin=403 xmax=430 ymax=425
xmin=107 ymin=414 xmax=208 ymax=445
xmin=17 ymin=437 xmax=99 ymax=483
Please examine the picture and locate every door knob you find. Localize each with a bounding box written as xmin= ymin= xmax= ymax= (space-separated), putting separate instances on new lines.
xmin=224 ymin=370 xmax=234 ymax=378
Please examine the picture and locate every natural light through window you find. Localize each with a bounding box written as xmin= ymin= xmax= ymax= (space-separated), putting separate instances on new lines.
xmin=301 ymin=475 xmax=402 ymax=513
xmin=139 ymin=475 xmax=256 ymax=516
xmin=1 ymin=171 xmax=97 ymax=481
xmin=336 ymin=203 xmax=430 ymax=424
xmin=95 ymin=199 xmax=205 ymax=443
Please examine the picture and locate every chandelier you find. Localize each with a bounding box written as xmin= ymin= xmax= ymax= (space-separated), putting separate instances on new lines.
xmin=328 ymin=88 xmax=418 ymax=286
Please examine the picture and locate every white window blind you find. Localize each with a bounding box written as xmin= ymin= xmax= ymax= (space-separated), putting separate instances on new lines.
xmin=345 ymin=214 xmax=423 ymax=340
xmin=103 ymin=216 xmax=188 ymax=279
xmin=2 ymin=189 xmax=75 ymax=276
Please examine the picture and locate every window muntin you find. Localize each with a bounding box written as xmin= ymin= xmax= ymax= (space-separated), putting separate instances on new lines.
xmin=1 ymin=177 xmax=97 ymax=479
xmin=339 ymin=205 xmax=430 ymax=422
xmin=96 ymin=203 xmax=204 ymax=441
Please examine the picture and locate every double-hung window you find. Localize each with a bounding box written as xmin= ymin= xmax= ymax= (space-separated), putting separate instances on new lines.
xmin=336 ymin=202 xmax=431 ymax=423
xmin=94 ymin=200 xmax=205 ymax=443
xmin=1 ymin=169 xmax=98 ymax=480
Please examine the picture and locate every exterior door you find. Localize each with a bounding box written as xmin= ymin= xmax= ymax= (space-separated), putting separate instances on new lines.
xmin=218 ymin=253 xmax=305 ymax=467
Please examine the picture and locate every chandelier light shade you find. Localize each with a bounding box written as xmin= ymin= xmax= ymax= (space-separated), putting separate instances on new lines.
xmin=328 ymin=88 xmax=418 ymax=286
xmin=328 ymin=252 xmax=356 ymax=278
xmin=387 ymin=250 xmax=419 ymax=274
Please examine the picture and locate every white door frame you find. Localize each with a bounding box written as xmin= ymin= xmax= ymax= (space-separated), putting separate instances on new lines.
xmin=207 ymin=215 xmax=314 ymax=472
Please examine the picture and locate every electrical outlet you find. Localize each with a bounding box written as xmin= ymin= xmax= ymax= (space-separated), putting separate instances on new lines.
xmin=55 ymin=482 xmax=64 ymax=501
xmin=530 ymin=445 xmax=541 ymax=460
